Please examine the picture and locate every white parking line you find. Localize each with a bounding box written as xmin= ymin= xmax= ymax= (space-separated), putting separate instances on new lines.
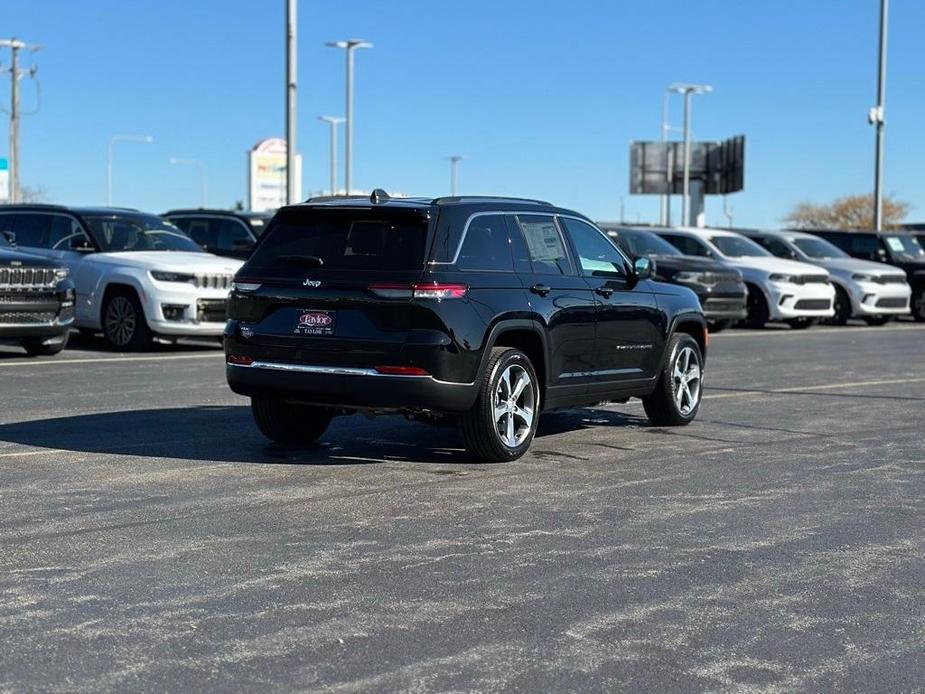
xmin=714 ymin=324 xmax=924 ymax=338
xmin=0 ymin=353 xmax=224 ymax=368
xmin=704 ymin=376 xmax=925 ymax=400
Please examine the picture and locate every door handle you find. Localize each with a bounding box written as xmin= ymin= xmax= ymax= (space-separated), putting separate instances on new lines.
xmin=595 ymin=287 xmax=614 ymax=298
xmin=530 ymin=283 xmax=552 ymax=296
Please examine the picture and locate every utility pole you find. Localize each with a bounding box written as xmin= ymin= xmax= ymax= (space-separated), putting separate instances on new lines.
xmin=326 ymin=39 xmax=372 ymax=195
xmin=1 ymin=38 xmax=39 ymax=203
xmin=318 ymin=116 xmax=344 ymax=195
xmin=871 ymin=0 xmax=889 ymax=231
xmin=285 ymin=0 xmax=298 ymax=205
xmin=447 ymin=155 xmax=463 ymax=196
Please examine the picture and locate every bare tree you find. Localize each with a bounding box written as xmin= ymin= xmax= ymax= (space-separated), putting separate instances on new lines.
xmin=784 ymin=194 xmax=910 ymax=230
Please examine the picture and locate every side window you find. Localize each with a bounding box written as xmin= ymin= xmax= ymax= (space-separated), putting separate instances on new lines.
xmin=47 ymin=215 xmax=91 ymax=250
xmin=0 ymin=213 xmax=19 ymax=238
xmin=515 ymin=214 xmax=573 ymax=275
xmin=850 ymin=234 xmax=881 ymax=258
xmin=169 ymin=217 xmax=192 ymax=233
xmin=457 ymin=214 xmax=513 ymax=271
xmin=662 ymin=234 xmax=711 ymax=257
xmin=11 ymin=213 xmax=51 ymax=248
xmin=217 ymin=219 xmax=255 ymax=253
xmin=185 ymin=219 xmax=216 ymax=249
xmin=561 ymin=218 xmax=626 ymax=277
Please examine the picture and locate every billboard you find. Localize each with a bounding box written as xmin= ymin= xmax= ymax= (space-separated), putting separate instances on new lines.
xmin=630 ymin=136 xmax=745 ymax=196
xmin=247 ymin=138 xmax=302 ymax=213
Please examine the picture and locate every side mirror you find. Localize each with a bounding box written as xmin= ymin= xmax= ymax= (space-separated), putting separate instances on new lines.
xmin=1 ymin=230 xmax=15 ymax=245
xmin=633 ymin=256 xmax=653 ymax=280
xmin=69 ymin=235 xmax=94 ymax=252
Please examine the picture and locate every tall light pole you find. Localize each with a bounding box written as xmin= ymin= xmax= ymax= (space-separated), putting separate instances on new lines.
xmin=447 ymin=155 xmax=463 ymax=196
xmin=659 ymin=89 xmax=671 ymax=226
xmin=169 ymin=157 xmax=208 ymax=207
xmin=669 ymin=83 xmax=712 ymax=226
xmin=107 ymin=134 xmax=153 ymax=206
xmin=871 ymin=0 xmax=889 ymax=231
xmin=326 ymin=39 xmax=372 ymax=195
xmin=318 ymin=116 xmax=344 ymax=195
xmin=1 ymin=38 xmax=39 ymax=204
xmin=285 ymin=0 xmax=298 ymax=205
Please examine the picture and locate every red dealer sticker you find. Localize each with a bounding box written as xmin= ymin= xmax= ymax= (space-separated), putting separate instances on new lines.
xmin=294 ymin=310 xmax=335 ymax=336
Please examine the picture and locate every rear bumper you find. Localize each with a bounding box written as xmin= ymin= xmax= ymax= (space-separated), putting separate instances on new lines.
xmin=226 ymin=360 xmax=478 ymax=412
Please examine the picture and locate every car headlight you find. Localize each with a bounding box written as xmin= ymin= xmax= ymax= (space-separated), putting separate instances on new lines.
xmin=54 ymin=267 xmax=69 ymax=280
xmin=769 ymin=273 xmax=797 ymax=284
xmin=232 ymin=281 xmax=261 ymax=292
xmin=150 ymin=271 xmax=196 ymax=283
xmin=673 ymin=271 xmax=704 ymax=283
xmin=852 ymin=273 xmax=876 ymax=283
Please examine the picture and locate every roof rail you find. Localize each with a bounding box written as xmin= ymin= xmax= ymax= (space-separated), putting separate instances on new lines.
xmin=432 ymin=195 xmax=553 ymax=206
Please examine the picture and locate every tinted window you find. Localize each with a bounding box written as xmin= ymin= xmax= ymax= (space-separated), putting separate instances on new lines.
xmin=709 ymin=235 xmax=771 ymax=258
xmin=850 ymin=234 xmax=882 ymax=257
xmin=660 ymin=234 xmax=712 ymax=257
xmin=610 ymin=229 xmax=682 ymax=257
xmin=0 ymin=214 xmax=18 ymax=244
xmin=458 ymin=215 xmax=513 ymax=271
xmin=217 ymin=219 xmax=254 ymax=253
xmin=754 ymin=236 xmax=795 ymax=259
xmin=562 ymin=218 xmax=626 ymax=277
xmin=85 ymin=214 xmax=202 ymax=252
xmin=11 ymin=213 xmax=51 ymax=248
xmin=515 ymin=215 xmax=573 ymax=275
xmin=247 ymin=210 xmax=429 ymax=274
xmin=883 ymin=235 xmax=925 ymax=261
xmin=791 ymin=237 xmax=848 ymax=259
xmin=47 ymin=214 xmax=92 ymax=250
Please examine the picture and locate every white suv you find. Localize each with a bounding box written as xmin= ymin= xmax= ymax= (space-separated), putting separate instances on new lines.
xmin=655 ymin=227 xmax=835 ymax=329
xmin=737 ymin=229 xmax=911 ymax=325
xmin=0 ymin=206 xmax=243 ymax=350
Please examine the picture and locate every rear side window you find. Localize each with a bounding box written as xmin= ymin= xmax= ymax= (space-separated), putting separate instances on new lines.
xmin=515 ymin=215 xmax=573 ymax=275
xmin=850 ymin=234 xmax=882 ymax=256
xmin=661 ymin=234 xmax=711 ymax=258
xmin=457 ymin=215 xmax=513 ymax=271
xmin=11 ymin=213 xmax=51 ymax=248
xmin=247 ymin=211 xmax=430 ymax=274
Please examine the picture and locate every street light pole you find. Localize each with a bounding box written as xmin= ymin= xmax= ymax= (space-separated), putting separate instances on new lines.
xmin=871 ymin=0 xmax=889 ymax=231
xmin=326 ymin=39 xmax=372 ymax=195
xmin=169 ymin=157 xmax=208 ymax=207
xmin=659 ymin=90 xmax=670 ymax=226
xmin=668 ymin=83 xmax=712 ymax=227
xmin=285 ymin=0 xmax=297 ymax=205
xmin=1 ymin=38 xmax=39 ymax=203
xmin=318 ymin=116 xmax=344 ymax=195
xmin=447 ymin=155 xmax=463 ymax=196
xmin=107 ymin=134 xmax=153 ymax=206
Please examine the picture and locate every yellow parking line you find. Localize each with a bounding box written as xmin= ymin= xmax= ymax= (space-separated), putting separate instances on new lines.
xmin=0 ymin=353 xmax=223 ymax=368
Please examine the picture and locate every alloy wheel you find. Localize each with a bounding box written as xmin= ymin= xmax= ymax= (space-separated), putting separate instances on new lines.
xmin=492 ymin=363 xmax=535 ymax=448
xmin=105 ymin=296 xmax=137 ymax=347
xmin=672 ymin=346 xmax=702 ymax=416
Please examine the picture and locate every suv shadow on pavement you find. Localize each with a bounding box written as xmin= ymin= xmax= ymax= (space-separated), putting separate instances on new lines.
xmin=0 ymin=406 xmax=649 ymax=466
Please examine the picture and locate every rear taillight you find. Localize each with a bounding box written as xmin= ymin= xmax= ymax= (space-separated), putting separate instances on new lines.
xmin=374 ymin=365 xmax=430 ymax=376
xmin=227 ymin=354 xmax=254 ymax=365
xmin=368 ymin=282 xmax=467 ymax=300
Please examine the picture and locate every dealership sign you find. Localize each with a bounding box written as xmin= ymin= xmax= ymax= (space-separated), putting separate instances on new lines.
xmin=247 ymin=138 xmax=302 ymax=213
xmin=0 ymin=158 xmax=8 ymax=203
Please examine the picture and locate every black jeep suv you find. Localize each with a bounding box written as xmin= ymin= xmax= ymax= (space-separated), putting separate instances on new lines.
xmin=0 ymin=230 xmax=75 ymax=356
xmin=804 ymin=229 xmax=925 ymax=321
xmin=600 ymin=225 xmax=748 ymax=331
xmin=225 ymin=193 xmax=707 ymax=461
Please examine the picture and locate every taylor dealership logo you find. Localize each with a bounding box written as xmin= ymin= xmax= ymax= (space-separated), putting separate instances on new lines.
xmin=294 ymin=310 xmax=335 ymax=336
xmin=298 ymin=312 xmax=332 ymax=327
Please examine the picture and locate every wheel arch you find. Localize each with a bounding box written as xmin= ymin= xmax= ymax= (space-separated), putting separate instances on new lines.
xmin=668 ymin=311 xmax=708 ymax=361
xmin=477 ymin=319 xmax=549 ymax=397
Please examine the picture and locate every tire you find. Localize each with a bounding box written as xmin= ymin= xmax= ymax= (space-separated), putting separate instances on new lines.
xmin=826 ymin=285 xmax=852 ymax=325
xmin=914 ymin=290 xmax=925 ymax=323
xmin=459 ymin=347 xmax=540 ymax=462
xmin=101 ymin=289 xmax=153 ymax=351
xmin=21 ymin=333 xmax=69 ymax=357
xmin=643 ymin=333 xmax=703 ymax=427
xmin=250 ymin=398 xmax=334 ymax=445
xmin=786 ymin=318 xmax=816 ymax=330
xmin=743 ymin=285 xmax=769 ymax=328
xmin=863 ymin=315 xmax=892 ymax=326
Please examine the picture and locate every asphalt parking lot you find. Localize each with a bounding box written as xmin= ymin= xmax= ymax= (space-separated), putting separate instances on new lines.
xmin=1 ymin=324 xmax=923 ymax=691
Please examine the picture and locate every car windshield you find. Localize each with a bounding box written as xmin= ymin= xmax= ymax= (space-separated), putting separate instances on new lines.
xmin=613 ymin=230 xmax=682 ymax=257
xmin=883 ymin=235 xmax=925 ymax=262
xmin=85 ymin=214 xmax=203 ymax=252
xmin=791 ymin=237 xmax=849 ymax=259
xmin=709 ymin=235 xmax=771 ymax=258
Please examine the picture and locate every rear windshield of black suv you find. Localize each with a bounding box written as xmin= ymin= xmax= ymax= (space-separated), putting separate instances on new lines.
xmin=246 ymin=209 xmax=431 ymax=276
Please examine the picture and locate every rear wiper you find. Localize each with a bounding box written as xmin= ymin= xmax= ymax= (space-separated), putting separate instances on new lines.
xmin=278 ymin=254 xmax=324 ymax=267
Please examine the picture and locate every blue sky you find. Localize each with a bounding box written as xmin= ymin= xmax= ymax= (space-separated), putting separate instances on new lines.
xmin=2 ymin=0 xmax=923 ymax=226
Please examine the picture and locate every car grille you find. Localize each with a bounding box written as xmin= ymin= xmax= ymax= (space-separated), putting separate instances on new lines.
xmin=196 ymin=298 xmax=227 ymax=323
xmin=794 ymin=298 xmax=832 ymax=310
xmin=0 ymin=266 xmax=59 ymax=290
xmin=703 ymin=297 xmax=746 ymax=311
xmin=875 ymin=297 xmax=909 ymax=309
xmin=193 ymin=274 xmax=233 ymax=290
xmin=0 ymin=311 xmax=57 ymax=325
xmin=701 ymin=272 xmax=741 ymax=285
xmin=798 ymin=275 xmax=830 ymax=285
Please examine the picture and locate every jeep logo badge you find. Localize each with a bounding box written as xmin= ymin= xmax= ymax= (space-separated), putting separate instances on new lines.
xmin=303 ymin=279 xmax=321 ymax=287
